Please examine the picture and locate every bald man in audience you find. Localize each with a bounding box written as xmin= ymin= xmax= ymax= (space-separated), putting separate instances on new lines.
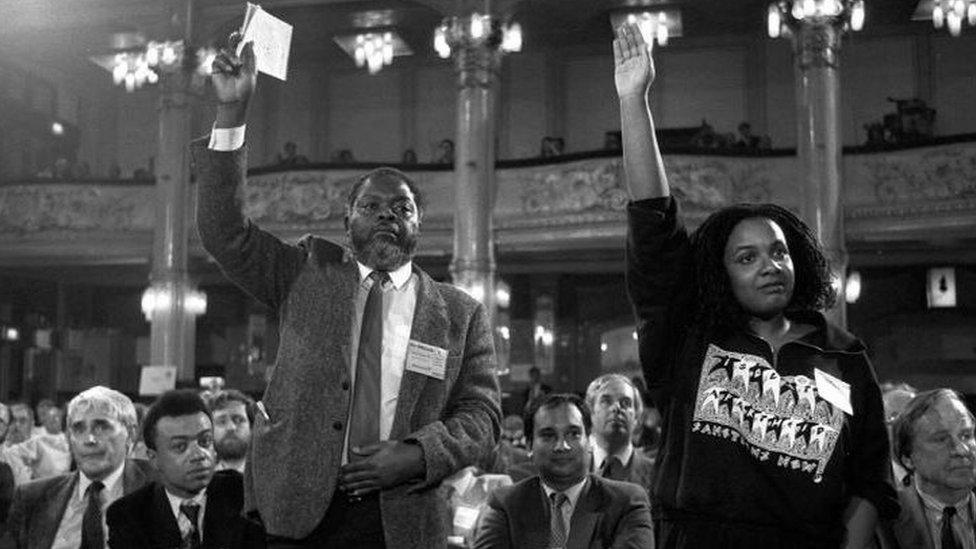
xmin=4 ymin=386 xmax=152 ymax=549
xmin=586 ymin=374 xmax=655 ymax=496
xmin=889 ymin=389 xmax=976 ymax=548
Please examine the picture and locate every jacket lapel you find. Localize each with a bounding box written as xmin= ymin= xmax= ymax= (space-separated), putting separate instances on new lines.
xmin=35 ymin=474 xmax=77 ymax=549
xmin=152 ymin=484 xmax=183 ymax=548
xmin=567 ymin=479 xmax=601 ymax=549
xmin=517 ymin=478 xmax=551 ymax=549
xmin=390 ymin=266 xmax=449 ymax=439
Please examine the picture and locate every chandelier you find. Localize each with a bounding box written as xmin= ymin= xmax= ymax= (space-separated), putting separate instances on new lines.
xmin=333 ymin=30 xmax=412 ymax=75
xmin=767 ymin=0 xmax=866 ymax=38
xmin=609 ymin=9 xmax=682 ymax=47
xmin=96 ymin=40 xmax=217 ymax=92
xmin=433 ymin=13 xmax=522 ymax=59
xmin=930 ymin=0 xmax=976 ymax=36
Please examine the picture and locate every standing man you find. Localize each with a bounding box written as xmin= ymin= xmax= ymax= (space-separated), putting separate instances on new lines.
xmin=196 ymin=35 xmax=500 ymax=548
xmin=585 ymin=374 xmax=655 ymax=496
xmin=107 ymin=389 xmax=263 ymax=548
xmin=889 ymin=389 xmax=976 ymax=548
xmin=474 ymin=393 xmax=654 ymax=549
xmin=4 ymin=386 xmax=152 ymax=549
xmin=206 ymin=390 xmax=253 ymax=474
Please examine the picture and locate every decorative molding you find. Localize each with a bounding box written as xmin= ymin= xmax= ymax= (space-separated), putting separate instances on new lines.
xmin=0 ymin=185 xmax=153 ymax=234
xmin=858 ymin=146 xmax=976 ymax=204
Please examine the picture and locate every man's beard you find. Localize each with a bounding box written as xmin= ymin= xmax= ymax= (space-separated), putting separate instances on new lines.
xmin=351 ymin=229 xmax=418 ymax=270
xmin=215 ymin=435 xmax=249 ymax=461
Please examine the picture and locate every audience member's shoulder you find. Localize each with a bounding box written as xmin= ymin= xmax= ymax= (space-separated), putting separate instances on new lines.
xmin=14 ymin=471 xmax=74 ymax=498
xmin=490 ymin=475 xmax=538 ymax=506
xmin=594 ymin=475 xmax=649 ymax=500
xmin=296 ymin=234 xmax=346 ymax=266
xmin=209 ymin=469 xmax=245 ymax=493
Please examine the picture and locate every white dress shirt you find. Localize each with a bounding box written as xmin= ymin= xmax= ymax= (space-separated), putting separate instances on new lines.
xmin=165 ymin=489 xmax=208 ymax=541
xmin=541 ymin=477 xmax=588 ymax=541
xmin=51 ymin=463 xmax=126 ymax=549
xmin=916 ymin=483 xmax=976 ymax=549
xmin=208 ymin=125 xmax=246 ymax=151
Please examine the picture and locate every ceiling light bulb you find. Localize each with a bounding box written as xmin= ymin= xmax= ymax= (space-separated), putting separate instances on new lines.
xmin=434 ymin=26 xmax=451 ymax=58
xmin=768 ymin=4 xmax=782 ymax=37
xmin=354 ymin=45 xmax=366 ymax=67
xmin=933 ymin=3 xmax=945 ymax=27
xmin=502 ymin=22 xmax=523 ymax=52
xmin=382 ymin=42 xmax=393 ymax=65
xmin=470 ymin=14 xmax=485 ymax=39
xmin=792 ymin=1 xmax=806 ymax=19
xmin=802 ymin=0 xmax=817 ymax=17
xmin=968 ymin=1 xmax=976 ymax=25
xmin=656 ymin=22 xmax=669 ymax=46
xmin=948 ymin=10 xmax=962 ymax=35
xmin=850 ymin=0 xmax=865 ymax=31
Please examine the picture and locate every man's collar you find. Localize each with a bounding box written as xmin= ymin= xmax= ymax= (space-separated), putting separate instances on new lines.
xmin=589 ymin=436 xmax=634 ymax=471
xmin=915 ymin=479 xmax=974 ymax=510
xmin=357 ymin=261 xmax=413 ymax=290
xmin=541 ymin=476 xmax=588 ymax=509
xmin=78 ymin=461 xmax=126 ymax=499
xmin=165 ymin=486 xmax=208 ymax=520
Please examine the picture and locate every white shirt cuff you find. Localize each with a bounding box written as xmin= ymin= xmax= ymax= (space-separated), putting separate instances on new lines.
xmin=208 ymin=124 xmax=246 ymax=151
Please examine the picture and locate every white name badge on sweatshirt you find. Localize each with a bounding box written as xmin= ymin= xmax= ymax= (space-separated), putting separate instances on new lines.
xmin=406 ymin=340 xmax=448 ymax=380
xmin=814 ymin=368 xmax=853 ymax=415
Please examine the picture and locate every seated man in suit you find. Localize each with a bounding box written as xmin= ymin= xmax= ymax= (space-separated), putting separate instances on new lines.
xmin=585 ymin=374 xmax=654 ymax=497
xmin=107 ymin=389 xmax=263 ymax=548
xmin=888 ymin=388 xmax=976 ymax=549
xmin=4 ymin=386 xmax=151 ymax=549
xmin=474 ymin=393 xmax=654 ymax=549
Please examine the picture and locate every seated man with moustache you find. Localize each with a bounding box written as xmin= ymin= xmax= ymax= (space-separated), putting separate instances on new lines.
xmin=107 ymin=389 xmax=264 ymax=549
xmin=888 ymin=389 xmax=976 ymax=549
xmin=473 ymin=393 xmax=654 ymax=549
xmin=4 ymin=386 xmax=152 ymax=549
xmin=585 ymin=374 xmax=654 ymax=497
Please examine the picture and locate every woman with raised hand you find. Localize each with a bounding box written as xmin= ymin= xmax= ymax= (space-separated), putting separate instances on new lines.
xmin=614 ymin=22 xmax=897 ymax=548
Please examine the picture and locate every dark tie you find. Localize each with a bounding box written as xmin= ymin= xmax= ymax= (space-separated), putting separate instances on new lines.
xmin=348 ymin=271 xmax=388 ymax=462
xmin=601 ymin=456 xmax=622 ymax=480
xmin=942 ymin=506 xmax=962 ymax=549
xmin=549 ymin=492 xmax=568 ymax=548
xmin=80 ymin=480 xmax=104 ymax=549
xmin=180 ymin=502 xmax=201 ymax=549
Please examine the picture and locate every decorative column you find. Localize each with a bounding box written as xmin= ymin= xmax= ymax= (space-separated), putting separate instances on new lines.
xmin=768 ymin=0 xmax=865 ymax=328
xmin=143 ymin=0 xmax=206 ymax=382
xmin=436 ymin=12 xmax=522 ymax=321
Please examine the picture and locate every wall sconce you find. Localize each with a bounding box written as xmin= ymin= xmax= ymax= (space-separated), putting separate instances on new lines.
xmin=609 ymin=9 xmax=682 ymax=47
xmin=334 ymin=30 xmax=412 ymax=74
xmin=141 ymin=283 xmax=207 ymax=321
xmin=927 ymin=267 xmax=957 ymax=308
xmin=845 ymin=270 xmax=862 ymax=304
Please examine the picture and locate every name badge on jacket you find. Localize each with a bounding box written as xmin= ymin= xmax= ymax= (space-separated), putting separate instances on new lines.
xmin=406 ymin=340 xmax=448 ymax=380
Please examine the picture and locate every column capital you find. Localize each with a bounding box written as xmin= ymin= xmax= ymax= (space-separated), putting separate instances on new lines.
xmin=793 ymin=22 xmax=842 ymax=70
xmin=454 ymin=42 xmax=502 ymax=89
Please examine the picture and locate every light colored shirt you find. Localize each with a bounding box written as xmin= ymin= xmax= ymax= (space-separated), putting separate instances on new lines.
xmin=590 ymin=437 xmax=633 ymax=476
xmin=208 ymin=125 xmax=246 ymax=151
xmin=341 ymin=261 xmax=418 ymax=464
xmin=916 ymin=483 xmax=976 ymax=549
xmin=216 ymin=459 xmax=246 ymax=474
xmin=51 ymin=463 xmax=126 ymax=549
xmin=165 ymin=488 xmax=208 ymax=541
xmin=541 ymin=477 xmax=588 ymax=541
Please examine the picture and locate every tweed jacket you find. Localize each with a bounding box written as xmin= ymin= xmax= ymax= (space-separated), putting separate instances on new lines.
xmin=192 ymin=138 xmax=502 ymax=546
xmin=3 ymin=459 xmax=152 ymax=549
xmin=473 ymin=474 xmax=655 ymax=549
xmin=106 ymin=470 xmax=264 ymax=549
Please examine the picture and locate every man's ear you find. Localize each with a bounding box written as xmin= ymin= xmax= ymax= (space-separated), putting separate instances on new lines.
xmin=147 ymin=448 xmax=158 ymax=468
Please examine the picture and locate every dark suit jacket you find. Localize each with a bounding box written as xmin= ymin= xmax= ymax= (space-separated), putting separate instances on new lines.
xmin=4 ymin=459 xmax=151 ymax=549
xmin=106 ymin=470 xmax=263 ymax=549
xmin=473 ymin=475 xmax=654 ymax=549
xmin=0 ymin=462 xmax=13 ymax=538
xmin=193 ymin=139 xmax=502 ymax=546
xmin=596 ymin=451 xmax=655 ymax=498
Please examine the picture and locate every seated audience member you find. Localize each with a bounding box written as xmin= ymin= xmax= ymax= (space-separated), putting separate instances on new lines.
xmin=889 ymin=389 xmax=976 ymax=549
xmin=206 ymin=390 xmax=254 ymax=474
xmin=31 ymin=400 xmax=54 ymax=437
xmin=435 ymin=139 xmax=455 ymax=164
xmin=473 ymin=394 xmax=654 ymax=549
xmin=107 ymin=389 xmax=263 ymax=548
xmin=0 ymin=403 xmax=9 ymax=444
xmin=275 ymin=142 xmax=309 ymax=167
xmin=585 ymin=374 xmax=654 ymax=496
xmin=401 ymin=149 xmax=418 ymax=165
xmin=5 ymin=386 xmax=152 ymax=549
xmin=882 ymin=381 xmax=919 ymax=487
xmin=487 ymin=415 xmax=530 ymax=475
xmin=128 ymin=403 xmax=150 ymax=460
xmin=3 ymin=401 xmax=71 ymax=482
xmin=1 ymin=404 xmax=36 ymax=485
xmin=522 ymin=367 xmax=552 ymax=413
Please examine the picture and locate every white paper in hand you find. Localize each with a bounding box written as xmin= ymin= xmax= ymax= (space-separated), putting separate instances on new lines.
xmin=236 ymin=2 xmax=292 ymax=81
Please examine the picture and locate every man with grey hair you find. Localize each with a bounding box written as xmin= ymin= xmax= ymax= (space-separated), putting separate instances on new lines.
xmin=889 ymin=388 xmax=976 ymax=548
xmin=585 ymin=374 xmax=654 ymax=496
xmin=4 ymin=386 xmax=152 ymax=549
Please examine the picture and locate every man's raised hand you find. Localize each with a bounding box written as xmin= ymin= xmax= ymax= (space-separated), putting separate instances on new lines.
xmin=212 ymin=32 xmax=256 ymax=127
xmin=613 ymin=23 xmax=655 ymax=100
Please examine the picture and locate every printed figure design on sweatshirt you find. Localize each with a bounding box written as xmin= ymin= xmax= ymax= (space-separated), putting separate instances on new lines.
xmin=691 ymin=344 xmax=844 ymax=482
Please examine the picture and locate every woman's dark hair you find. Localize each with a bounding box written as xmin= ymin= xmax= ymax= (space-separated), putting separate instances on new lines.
xmin=690 ymin=203 xmax=836 ymax=334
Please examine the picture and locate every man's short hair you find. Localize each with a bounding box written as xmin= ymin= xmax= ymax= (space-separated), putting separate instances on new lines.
xmin=501 ymin=414 xmax=524 ymax=432
xmin=524 ymin=393 xmax=592 ymax=449
xmin=891 ymin=388 xmax=973 ymax=472
xmin=142 ymin=390 xmax=214 ymax=451
xmin=67 ymin=386 xmax=138 ymax=438
xmin=204 ymin=389 xmax=255 ymax=423
xmin=9 ymin=402 xmax=32 ymax=418
xmin=584 ymin=374 xmax=644 ymax=425
xmin=345 ymin=167 xmax=425 ymax=217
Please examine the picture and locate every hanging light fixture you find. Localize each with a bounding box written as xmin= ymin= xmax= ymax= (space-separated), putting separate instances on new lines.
xmin=433 ymin=12 xmax=523 ymax=59
xmin=91 ymin=38 xmax=217 ymax=93
xmin=608 ymin=9 xmax=682 ymax=48
xmin=766 ymin=0 xmax=866 ymax=38
xmin=334 ymin=30 xmax=412 ymax=75
xmin=912 ymin=0 xmax=975 ymax=36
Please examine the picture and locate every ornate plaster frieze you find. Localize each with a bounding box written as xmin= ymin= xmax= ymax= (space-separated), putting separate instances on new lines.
xmin=850 ymin=145 xmax=976 ymax=205
xmin=0 ymin=184 xmax=154 ymax=234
